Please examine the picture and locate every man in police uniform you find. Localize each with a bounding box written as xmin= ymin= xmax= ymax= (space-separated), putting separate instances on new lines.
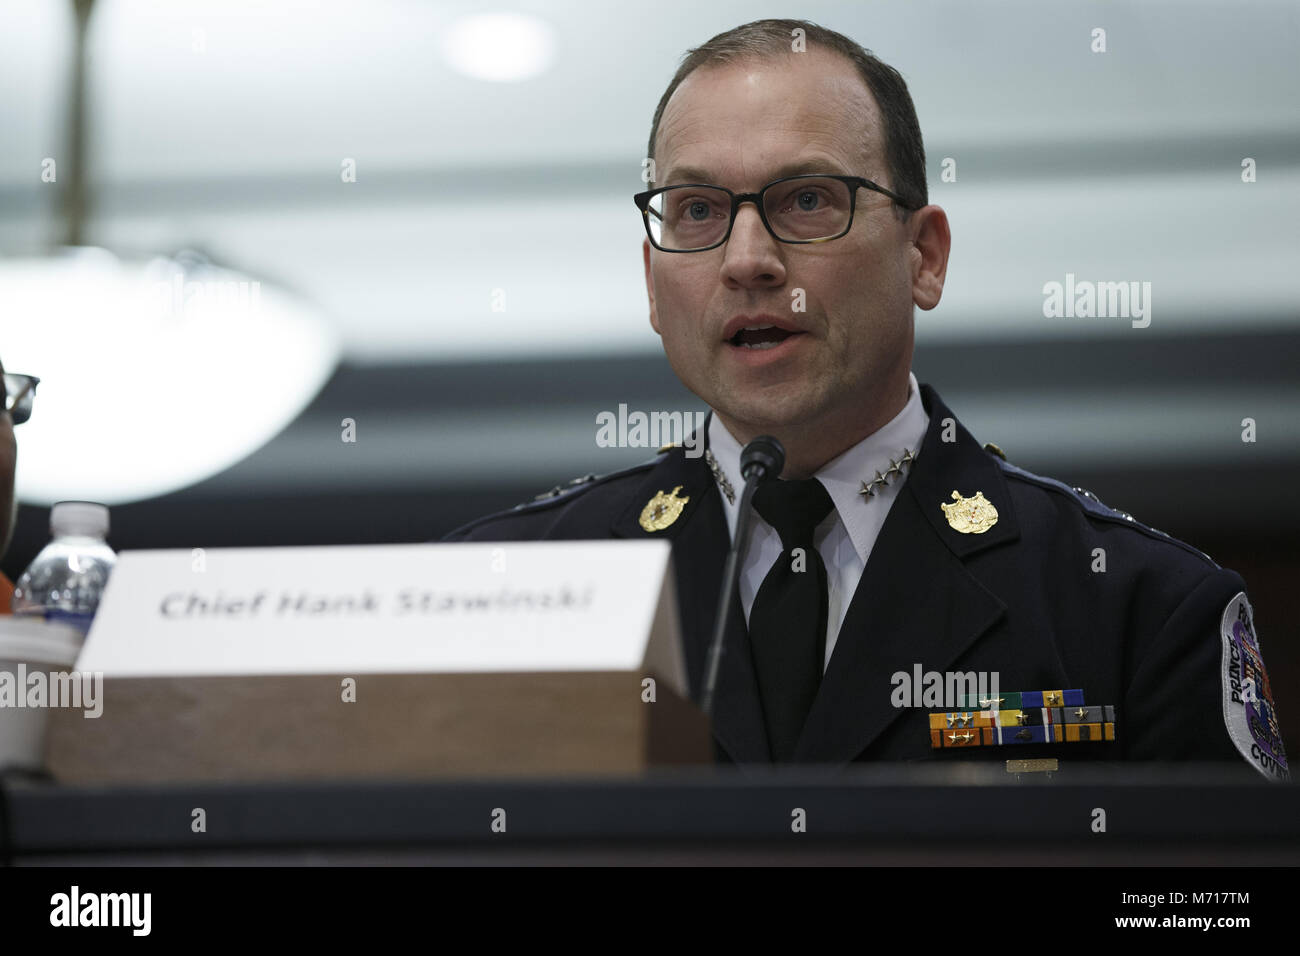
xmin=447 ymin=20 xmax=1287 ymax=779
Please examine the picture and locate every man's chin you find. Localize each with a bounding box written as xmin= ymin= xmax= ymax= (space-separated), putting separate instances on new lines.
xmin=712 ymin=389 xmax=823 ymax=437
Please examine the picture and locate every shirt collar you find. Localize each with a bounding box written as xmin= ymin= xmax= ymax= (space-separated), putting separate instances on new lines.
xmin=706 ymin=371 xmax=931 ymax=563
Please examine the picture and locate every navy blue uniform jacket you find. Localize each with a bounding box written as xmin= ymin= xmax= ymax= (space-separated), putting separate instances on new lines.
xmin=445 ymin=383 xmax=1283 ymax=777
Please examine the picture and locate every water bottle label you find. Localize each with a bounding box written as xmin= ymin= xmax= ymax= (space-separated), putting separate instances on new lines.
xmin=40 ymin=608 xmax=96 ymax=635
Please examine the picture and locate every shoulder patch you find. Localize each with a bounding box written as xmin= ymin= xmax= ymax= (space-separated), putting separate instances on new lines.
xmin=1220 ymin=592 xmax=1289 ymax=781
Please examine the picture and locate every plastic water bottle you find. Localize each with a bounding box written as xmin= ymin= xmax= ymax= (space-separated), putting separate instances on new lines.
xmin=11 ymin=501 xmax=118 ymax=634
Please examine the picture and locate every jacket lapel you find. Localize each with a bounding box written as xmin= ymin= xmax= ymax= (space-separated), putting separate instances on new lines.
xmin=609 ymin=436 xmax=772 ymax=763
xmin=792 ymin=384 xmax=1020 ymax=763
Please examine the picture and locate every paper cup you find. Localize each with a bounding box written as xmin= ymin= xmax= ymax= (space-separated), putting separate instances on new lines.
xmin=0 ymin=617 xmax=86 ymax=771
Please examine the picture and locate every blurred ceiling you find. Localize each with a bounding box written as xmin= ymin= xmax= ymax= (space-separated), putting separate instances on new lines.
xmin=1 ymin=0 xmax=1297 ymax=359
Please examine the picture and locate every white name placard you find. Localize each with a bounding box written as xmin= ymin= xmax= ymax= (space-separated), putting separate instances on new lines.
xmin=76 ymin=540 xmax=686 ymax=694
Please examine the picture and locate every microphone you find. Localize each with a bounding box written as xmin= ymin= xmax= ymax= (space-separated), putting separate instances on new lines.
xmin=700 ymin=435 xmax=785 ymax=719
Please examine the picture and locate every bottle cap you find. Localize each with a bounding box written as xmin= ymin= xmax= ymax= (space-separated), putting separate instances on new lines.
xmin=50 ymin=501 xmax=110 ymax=539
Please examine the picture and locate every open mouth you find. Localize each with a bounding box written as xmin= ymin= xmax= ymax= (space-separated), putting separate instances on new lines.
xmin=727 ymin=326 xmax=803 ymax=350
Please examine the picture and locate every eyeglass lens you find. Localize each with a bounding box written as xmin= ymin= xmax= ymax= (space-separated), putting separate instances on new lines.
xmin=646 ymin=176 xmax=852 ymax=251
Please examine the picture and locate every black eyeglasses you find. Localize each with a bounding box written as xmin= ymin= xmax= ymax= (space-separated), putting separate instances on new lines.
xmin=633 ymin=173 xmax=918 ymax=253
xmin=2 ymin=373 xmax=39 ymax=425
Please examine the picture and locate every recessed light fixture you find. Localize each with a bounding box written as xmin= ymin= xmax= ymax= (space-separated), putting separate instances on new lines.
xmin=440 ymin=12 xmax=557 ymax=82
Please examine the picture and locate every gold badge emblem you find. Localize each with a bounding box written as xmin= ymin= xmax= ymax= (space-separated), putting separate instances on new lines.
xmin=941 ymin=490 xmax=999 ymax=534
xmin=639 ymin=485 xmax=689 ymax=532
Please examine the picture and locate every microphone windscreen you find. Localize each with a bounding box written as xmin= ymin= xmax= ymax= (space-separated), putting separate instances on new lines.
xmin=740 ymin=435 xmax=785 ymax=482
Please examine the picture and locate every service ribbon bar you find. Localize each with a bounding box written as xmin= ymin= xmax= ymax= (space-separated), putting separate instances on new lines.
xmin=929 ymin=691 xmax=1115 ymax=749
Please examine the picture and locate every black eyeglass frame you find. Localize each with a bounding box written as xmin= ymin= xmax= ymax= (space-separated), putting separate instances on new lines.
xmin=2 ymin=373 xmax=39 ymax=425
xmin=633 ymin=173 xmax=920 ymax=253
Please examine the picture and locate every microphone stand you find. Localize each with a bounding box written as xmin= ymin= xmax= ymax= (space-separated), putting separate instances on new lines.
xmin=700 ymin=436 xmax=784 ymax=720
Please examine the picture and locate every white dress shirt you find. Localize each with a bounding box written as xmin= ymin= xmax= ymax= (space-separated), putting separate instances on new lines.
xmin=707 ymin=371 xmax=930 ymax=672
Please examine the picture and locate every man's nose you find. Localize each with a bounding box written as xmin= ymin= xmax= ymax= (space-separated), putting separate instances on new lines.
xmin=720 ymin=202 xmax=785 ymax=286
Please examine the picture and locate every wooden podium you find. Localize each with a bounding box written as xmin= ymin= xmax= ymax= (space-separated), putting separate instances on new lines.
xmin=46 ymin=540 xmax=711 ymax=784
xmin=46 ymin=669 xmax=711 ymax=784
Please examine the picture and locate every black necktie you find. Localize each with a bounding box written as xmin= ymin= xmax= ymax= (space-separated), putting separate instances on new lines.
xmin=748 ymin=477 xmax=834 ymax=761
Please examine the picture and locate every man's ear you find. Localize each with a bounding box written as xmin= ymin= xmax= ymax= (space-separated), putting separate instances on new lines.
xmin=909 ymin=205 xmax=951 ymax=312
xmin=643 ymin=238 xmax=661 ymax=335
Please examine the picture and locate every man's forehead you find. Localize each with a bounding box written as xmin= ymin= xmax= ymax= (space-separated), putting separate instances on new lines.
xmin=654 ymin=51 xmax=880 ymax=187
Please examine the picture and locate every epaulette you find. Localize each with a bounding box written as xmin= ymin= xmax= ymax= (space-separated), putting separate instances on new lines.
xmin=507 ymin=445 xmax=677 ymax=514
xmin=525 ymin=473 xmax=599 ymax=505
xmin=994 ymin=457 xmax=1219 ymax=568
